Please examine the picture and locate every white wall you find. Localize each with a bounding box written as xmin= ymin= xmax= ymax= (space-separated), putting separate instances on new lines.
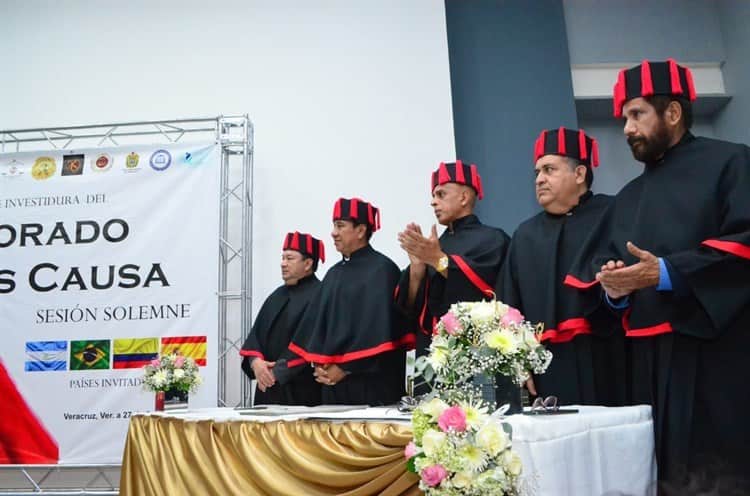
xmin=0 ymin=0 xmax=455 ymax=317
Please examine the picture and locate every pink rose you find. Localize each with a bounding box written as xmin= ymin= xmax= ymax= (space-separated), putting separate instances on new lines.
xmin=404 ymin=441 xmax=417 ymax=459
xmin=440 ymin=311 xmax=462 ymax=335
xmin=437 ymin=406 xmax=467 ymax=432
xmin=420 ymin=464 xmax=448 ymax=487
xmin=502 ymin=306 xmax=524 ymax=325
xmin=174 ymin=356 xmax=186 ymax=368
xmin=150 ymin=358 xmax=161 ymax=367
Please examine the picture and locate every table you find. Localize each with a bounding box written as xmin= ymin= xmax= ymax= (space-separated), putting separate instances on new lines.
xmin=119 ymin=405 xmax=656 ymax=495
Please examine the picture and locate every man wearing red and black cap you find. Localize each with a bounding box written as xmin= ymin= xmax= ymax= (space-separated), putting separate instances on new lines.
xmin=397 ymin=161 xmax=510 ymax=363
xmin=497 ymin=128 xmax=626 ymax=407
xmin=568 ymin=59 xmax=750 ymax=485
xmin=240 ymin=231 xmax=324 ymax=406
xmin=289 ymin=198 xmax=412 ymax=405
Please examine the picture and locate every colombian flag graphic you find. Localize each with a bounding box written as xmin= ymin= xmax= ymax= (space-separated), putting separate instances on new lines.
xmin=112 ymin=338 xmax=159 ymax=369
xmin=161 ymin=336 xmax=207 ymax=366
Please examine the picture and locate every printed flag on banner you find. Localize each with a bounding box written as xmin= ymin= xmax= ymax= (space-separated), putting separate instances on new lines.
xmin=70 ymin=340 xmax=110 ymax=370
xmin=25 ymin=341 xmax=67 ymax=372
xmin=112 ymin=338 xmax=159 ymax=369
xmin=161 ymin=336 xmax=207 ymax=366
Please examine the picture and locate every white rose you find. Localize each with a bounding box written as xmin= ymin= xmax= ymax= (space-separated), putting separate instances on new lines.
xmin=494 ymin=301 xmax=509 ymax=317
xmin=451 ymin=471 xmax=473 ymax=488
xmin=476 ymin=422 xmax=509 ymax=456
xmin=503 ymin=450 xmax=523 ymax=476
xmin=523 ymin=329 xmax=540 ymax=349
xmin=470 ymin=301 xmax=496 ymax=324
xmin=173 ymin=369 xmax=186 ymax=380
xmin=421 ymin=429 xmax=447 ymax=457
xmin=431 ymin=334 xmax=449 ymax=349
xmin=422 ymin=397 xmax=449 ymax=420
xmin=490 ymin=466 xmax=508 ymax=485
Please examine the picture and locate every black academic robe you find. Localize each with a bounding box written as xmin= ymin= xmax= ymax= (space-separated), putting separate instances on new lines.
xmin=289 ymin=245 xmax=412 ymax=406
xmin=396 ymin=214 xmax=510 ymax=357
xmin=498 ymin=192 xmax=627 ymax=406
xmin=240 ymin=275 xmax=322 ymax=406
xmin=567 ymin=133 xmax=750 ymax=484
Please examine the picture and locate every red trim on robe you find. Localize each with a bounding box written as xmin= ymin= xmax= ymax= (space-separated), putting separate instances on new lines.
xmin=701 ymin=239 xmax=750 ymax=261
xmin=288 ymin=334 xmax=415 ymax=364
xmin=539 ymin=318 xmax=592 ymax=343
xmin=449 ymin=255 xmax=494 ymax=297
xmin=419 ymin=278 xmax=431 ymax=334
xmin=287 ymin=358 xmax=307 ymax=368
xmin=563 ymin=274 xmax=600 ymax=289
xmin=622 ymin=308 xmax=673 ymax=338
xmin=239 ymin=349 xmax=265 ymax=360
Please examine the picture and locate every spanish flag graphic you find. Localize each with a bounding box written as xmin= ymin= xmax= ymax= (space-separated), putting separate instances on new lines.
xmin=69 ymin=340 xmax=110 ymax=370
xmin=161 ymin=336 xmax=207 ymax=366
xmin=112 ymin=338 xmax=159 ymax=369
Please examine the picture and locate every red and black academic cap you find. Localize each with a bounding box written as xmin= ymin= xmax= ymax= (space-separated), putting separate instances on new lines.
xmin=332 ymin=197 xmax=381 ymax=232
xmin=613 ymin=58 xmax=697 ymax=117
xmin=430 ymin=160 xmax=484 ymax=200
xmin=282 ymin=231 xmax=325 ymax=264
xmin=533 ymin=127 xmax=600 ymax=168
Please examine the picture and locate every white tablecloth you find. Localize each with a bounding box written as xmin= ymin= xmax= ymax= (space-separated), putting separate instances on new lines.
xmin=154 ymin=404 xmax=657 ymax=496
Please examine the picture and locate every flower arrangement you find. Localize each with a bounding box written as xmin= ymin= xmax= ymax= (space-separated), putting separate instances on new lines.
xmin=142 ymin=353 xmax=202 ymax=393
xmin=405 ymin=397 xmax=523 ymax=495
xmin=415 ymin=300 xmax=552 ymax=394
xmin=406 ymin=299 xmax=552 ymax=495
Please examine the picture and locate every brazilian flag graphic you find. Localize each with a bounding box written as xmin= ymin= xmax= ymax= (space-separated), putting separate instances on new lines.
xmin=70 ymin=340 xmax=110 ymax=370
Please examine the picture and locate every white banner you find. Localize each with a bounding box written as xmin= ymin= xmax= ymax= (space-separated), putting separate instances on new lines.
xmin=0 ymin=143 xmax=219 ymax=464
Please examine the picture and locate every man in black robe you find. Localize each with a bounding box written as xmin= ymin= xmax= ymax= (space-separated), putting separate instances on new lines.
xmin=289 ymin=198 xmax=412 ymax=406
xmin=397 ymin=161 xmax=510 ymax=360
xmin=397 ymin=162 xmax=510 ymax=401
xmin=240 ymin=231 xmax=324 ymax=406
xmin=568 ymin=59 xmax=750 ymax=488
xmin=497 ymin=128 xmax=626 ymax=407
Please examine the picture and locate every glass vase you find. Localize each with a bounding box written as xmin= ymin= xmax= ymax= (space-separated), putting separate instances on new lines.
xmin=164 ymin=387 xmax=189 ymax=411
xmin=495 ymin=374 xmax=523 ymax=415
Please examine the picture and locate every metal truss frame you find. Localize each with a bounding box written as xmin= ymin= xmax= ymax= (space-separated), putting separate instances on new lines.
xmin=0 ymin=116 xmax=253 ymax=494
xmin=0 ymin=464 xmax=120 ymax=495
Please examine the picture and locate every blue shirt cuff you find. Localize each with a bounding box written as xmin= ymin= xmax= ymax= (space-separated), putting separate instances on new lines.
xmin=656 ymin=257 xmax=673 ymax=291
xmin=604 ymin=292 xmax=630 ymax=309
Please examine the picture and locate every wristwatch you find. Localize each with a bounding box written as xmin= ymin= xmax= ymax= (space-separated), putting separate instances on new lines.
xmin=436 ymin=255 xmax=449 ymax=273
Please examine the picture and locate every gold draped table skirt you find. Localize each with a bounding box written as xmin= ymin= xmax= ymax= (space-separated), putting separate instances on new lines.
xmin=120 ymin=414 xmax=420 ymax=496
